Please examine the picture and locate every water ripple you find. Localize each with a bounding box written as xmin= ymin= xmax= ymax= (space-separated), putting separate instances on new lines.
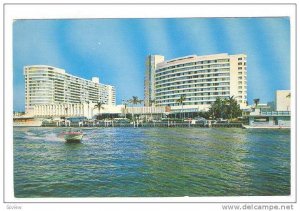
xmin=13 ymin=127 xmax=290 ymax=197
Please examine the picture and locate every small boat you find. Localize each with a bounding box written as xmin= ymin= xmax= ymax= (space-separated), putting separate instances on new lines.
xmin=63 ymin=131 xmax=84 ymax=143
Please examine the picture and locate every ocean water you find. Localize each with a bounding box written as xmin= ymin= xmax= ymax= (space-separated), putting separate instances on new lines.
xmin=13 ymin=127 xmax=290 ymax=197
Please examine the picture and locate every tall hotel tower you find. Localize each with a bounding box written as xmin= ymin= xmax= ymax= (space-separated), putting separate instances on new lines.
xmin=144 ymin=55 xmax=165 ymax=106
xmin=24 ymin=65 xmax=116 ymax=113
xmin=144 ymin=53 xmax=247 ymax=110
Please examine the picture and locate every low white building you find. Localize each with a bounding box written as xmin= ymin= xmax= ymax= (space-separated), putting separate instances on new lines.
xmin=31 ymin=103 xmax=180 ymax=119
xmin=246 ymin=90 xmax=291 ymax=128
xmin=32 ymin=102 xmax=124 ymax=119
xmin=125 ymin=106 xmax=166 ymax=115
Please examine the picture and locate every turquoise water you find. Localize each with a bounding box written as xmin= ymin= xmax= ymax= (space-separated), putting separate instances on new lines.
xmin=13 ymin=127 xmax=290 ymax=197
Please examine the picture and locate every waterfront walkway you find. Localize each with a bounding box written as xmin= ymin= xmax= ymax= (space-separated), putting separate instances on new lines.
xmin=42 ymin=122 xmax=244 ymax=128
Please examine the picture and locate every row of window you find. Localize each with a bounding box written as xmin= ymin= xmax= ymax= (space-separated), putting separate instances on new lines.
xmin=156 ymin=86 xmax=230 ymax=94
xmin=162 ymin=102 xmax=217 ymax=106
xmin=157 ymin=76 xmax=230 ymax=87
xmin=156 ymin=82 xmax=231 ymax=92
xmin=156 ymin=98 xmax=247 ymax=106
xmin=27 ymin=81 xmax=108 ymax=92
xmin=157 ymin=92 xmax=233 ymax=99
xmin=157 ymin=92 xmax=231 ymax=99
xmin=157 ymin=98 xmax=227 ymax=104
xmin=156 ymin=69 xmax=230 ymax=82
xmin=157 ymin=59 xmax=231 ymax=73
xmin=156 ymin=78 xmax=229 ymax=89
xmin=157 ymin=93 xmax=247 ymax=101
xmin=157 ymin=72 xmax=230 ymax=81
xmin=156 ymin=86 xmax=229 ymax=95
xmin=156 ymin=76 xmax=230 ymax=87
xmin=156 ymin=64 xmax=230 ymax=77
xmin=26 ymin=72 xmax=106 ymax=87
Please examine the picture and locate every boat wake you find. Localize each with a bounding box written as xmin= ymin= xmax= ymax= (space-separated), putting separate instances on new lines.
xmin=44 ymin=133 xmax=64 ymax=142
xmin=24 ymin=131 xmax=65 ymax=142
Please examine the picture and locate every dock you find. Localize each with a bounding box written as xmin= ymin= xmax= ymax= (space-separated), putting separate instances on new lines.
xmin=42 ymin=121 xmax=244 ymax=128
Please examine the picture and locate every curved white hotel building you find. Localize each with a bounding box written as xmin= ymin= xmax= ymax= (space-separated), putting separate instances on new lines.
xmin=144 ymin=53 xmax=247 ymax=111
xmin=24 ymin=65 xmax=116 ymax=115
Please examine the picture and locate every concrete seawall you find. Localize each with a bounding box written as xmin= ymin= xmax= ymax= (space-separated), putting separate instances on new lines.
xmin=42 ymin=122 xmax=244 ymax=128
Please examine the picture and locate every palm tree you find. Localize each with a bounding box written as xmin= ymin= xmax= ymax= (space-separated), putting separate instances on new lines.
xmin=127 ymin=96 xmax=143 ymax=126
xmin=64 ymin=107 xmax=68 ymax=117
xmin=122 ymin=99 xmax=128 ymax=119
xmin=128 ymin=96 xmax=143 ymax=105
xmin=94 ymin=101 xmax=105 ymax=120
xmin=176 ymin=95 xmax=186 ymax=121
xmin=86 ymin=101 xmax=91 ymax=119
xmin=286 ymin=93 xmax=291 ymax=111
xmin=208 ymin=96 xmax=242 ymax=120
xmin=71 ymin=104 xmax=74 ymax=116
xmin=209 ymin=97 xmax=223 ymax=119
xmin=253 ymin=98 xmax=260 ymax=108
xmin=149 ymin=98 xmax=156 ymax=121
xmin=224 ymin=96 xmax=241 ymax=121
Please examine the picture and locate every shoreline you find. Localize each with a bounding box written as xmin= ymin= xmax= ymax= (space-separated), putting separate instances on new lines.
xmin=13 ymin=123 xmax=291 ymax=129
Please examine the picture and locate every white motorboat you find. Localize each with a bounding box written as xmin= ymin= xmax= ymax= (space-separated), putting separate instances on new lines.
xmin=62 ymin=131 xmax=84 ymax=143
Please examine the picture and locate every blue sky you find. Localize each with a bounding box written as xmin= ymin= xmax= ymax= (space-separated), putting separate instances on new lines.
xmin=13 ymin=18 xmax=290 ymax=111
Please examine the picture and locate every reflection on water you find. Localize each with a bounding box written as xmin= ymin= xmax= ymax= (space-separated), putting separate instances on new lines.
xmin=13 ymin=127 xmax=290 ymax=197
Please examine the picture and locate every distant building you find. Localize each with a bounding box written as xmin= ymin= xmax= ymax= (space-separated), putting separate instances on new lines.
xmin=144 ymin=53 xmax=247 ymax=112
xmin=275 ymin=90 xmax=291 ymax=111
xmin=24 ymin=65 xmax=116 ymax=114
xmin=246 ymin=90 xmax=291 ymax=128
xmin=247 ymin=110 xmax=290 ymax=128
